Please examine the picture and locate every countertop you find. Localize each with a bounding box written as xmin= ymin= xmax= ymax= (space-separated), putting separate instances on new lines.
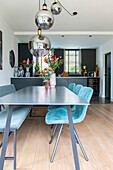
xmin=11 ymin=77 xmax=100 ymax=79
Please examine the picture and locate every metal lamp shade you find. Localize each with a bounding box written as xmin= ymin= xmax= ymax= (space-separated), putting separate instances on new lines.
xmin=28 ymin=34 xmax=51 ymax=57
xmin=51 ymin=2 xmax=62 ymax=15
xmin=35 ymin=9 xmax=54 ymax=30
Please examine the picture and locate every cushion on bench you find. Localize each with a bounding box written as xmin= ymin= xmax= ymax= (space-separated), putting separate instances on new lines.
xmin=0 ymin=105 xmax=32 ymax=131
xmin=0 ymin=84 xmax=16 ymax=98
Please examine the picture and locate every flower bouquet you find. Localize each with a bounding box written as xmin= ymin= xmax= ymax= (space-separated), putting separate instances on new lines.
xmin=40 ymin=68 xmax=53 ymax=88
xmin=35 ymin=62 xmax=40 ymax=75
xmin=43 ymin=50 xmax=63 ymax=72
xmin=40 ymin=68 xmax=53 ymax=80
xmin=22 ymin=58 xmax=34 ymax=68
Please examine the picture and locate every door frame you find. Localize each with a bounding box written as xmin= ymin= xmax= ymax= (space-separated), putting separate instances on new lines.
xmin=103 ymin=51 xmax=112 ymax=100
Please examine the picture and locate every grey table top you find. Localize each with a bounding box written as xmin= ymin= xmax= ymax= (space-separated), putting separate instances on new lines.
xmin=0 ymin=86 xmax=89 ymax=106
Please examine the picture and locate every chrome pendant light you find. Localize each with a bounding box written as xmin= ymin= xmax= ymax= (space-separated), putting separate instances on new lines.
xmin=35 ymin=0 xmax=54 ymax=30
xmin=51 ymin=0 xmax=62 ymax=15
xmin=28 ymin=29 xmax=51 ymax=57
xmin=28 ymin=0 xmax=78 ymax=56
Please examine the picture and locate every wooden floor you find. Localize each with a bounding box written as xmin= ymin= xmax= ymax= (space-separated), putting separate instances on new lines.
xmin=1 ymin=104 xmax=113 ymax=170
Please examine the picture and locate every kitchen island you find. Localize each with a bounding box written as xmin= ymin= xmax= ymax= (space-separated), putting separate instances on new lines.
xmin=11 ymin=77 xmax=100 ymax=95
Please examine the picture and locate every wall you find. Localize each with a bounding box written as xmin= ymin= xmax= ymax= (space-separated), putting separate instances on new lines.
xmin=96 ymin=39 xmax=113 ymax=101
xmin=0 ymin=16 xmax=19 ymax=86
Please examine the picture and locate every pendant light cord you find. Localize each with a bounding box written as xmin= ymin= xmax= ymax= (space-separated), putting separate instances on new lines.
xmin=39 ymin=0 xmax=40 ymax=10
xmin=59 ymin=1 xmax=76 ymax=16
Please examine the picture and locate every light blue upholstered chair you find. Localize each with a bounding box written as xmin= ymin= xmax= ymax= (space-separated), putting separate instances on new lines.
xmin=71 ymin=84 xmax=83 ymax=112
xmin=48 ymin=83 xmax=76 ymax=111
xmin=45 ymin=86 xmax=93 ymax=163
xmin=0 ymin=84 xmax=32 ymax=170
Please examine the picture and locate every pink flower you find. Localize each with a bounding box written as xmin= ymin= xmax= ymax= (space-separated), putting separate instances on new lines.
xmin=27 ymin=58 xmax=30 ymax=65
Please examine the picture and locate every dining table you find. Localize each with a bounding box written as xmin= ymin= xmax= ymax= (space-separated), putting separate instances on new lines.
xmin=0 ymin=86 xmax=89 ymax=170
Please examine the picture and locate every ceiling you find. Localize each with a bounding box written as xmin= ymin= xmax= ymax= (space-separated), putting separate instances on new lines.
xmin=16 ymin=34 xmax=113 ymax=49
xmin=1 ymin=0 xmax=113 ymax=48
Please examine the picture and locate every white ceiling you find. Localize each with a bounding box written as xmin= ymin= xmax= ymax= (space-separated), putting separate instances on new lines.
xmin=16 ymin=34 xmax=113 ymax=49
xmin=1 ymin=0 xmax=113 ymax=48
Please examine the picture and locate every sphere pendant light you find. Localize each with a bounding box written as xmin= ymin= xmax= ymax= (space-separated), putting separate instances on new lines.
xmin=35 ymin=1 xmax=54 ymax=30
xmin=28 ymin=29 xmax=51 ymax=57
xmin=51 ymin=0 xmax=62 ymax=15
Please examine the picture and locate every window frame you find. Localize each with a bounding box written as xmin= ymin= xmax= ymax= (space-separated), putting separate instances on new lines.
xmin=64 ymin=49 xmax=81 ymax=75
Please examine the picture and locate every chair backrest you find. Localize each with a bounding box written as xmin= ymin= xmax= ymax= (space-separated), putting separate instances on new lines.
xmin=73 ymin=84 xmax=83 ymax=95
xmin=74 ymin=86 xmax=93 ymax=122
xmin=0 ymin=84 xmax=16 ymax=98
xmin=68 ymin=83 xmax=76 ymax=92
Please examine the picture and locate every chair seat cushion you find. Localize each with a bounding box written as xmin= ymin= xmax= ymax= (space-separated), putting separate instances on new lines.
xmin=45 ymin=108 xmax=80 ymax=125
xmin=0 ymin=105 xmax=32 ymax=131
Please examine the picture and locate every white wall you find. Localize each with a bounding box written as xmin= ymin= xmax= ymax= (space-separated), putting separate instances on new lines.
xmin=96 ymin=39 xmax=113 ymax=101
xmin=0 ymin=16 xmax=19 ymax=86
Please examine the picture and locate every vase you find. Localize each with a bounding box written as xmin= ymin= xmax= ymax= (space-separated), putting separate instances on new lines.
xmin=50 ymin=73 xmax=56 ymax=87
xmin=14 ymin=66 xmax=18 ymax=77
xmin=25 ymin=67 xmax=30 ymax=77
xmin=43 ymin=80 xmax=50 ymax=89
xmin=18 ymin=65 xmax=24 ymax=77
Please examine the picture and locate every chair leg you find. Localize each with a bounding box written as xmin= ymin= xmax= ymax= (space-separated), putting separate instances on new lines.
xmin=0 ymin=141 xmax=3 ymax=148
xmin=50 ymin=124 xmax=63 ymax=163
xmin=73 ymin=127 xmax=88 ymax=161
xmin=51 ymin=124 xmax=54 ymax=129
xmin=49 ymin=125 xmax=59 ymax=144
xmin=14 ymin=130 xmax=16 ymax=170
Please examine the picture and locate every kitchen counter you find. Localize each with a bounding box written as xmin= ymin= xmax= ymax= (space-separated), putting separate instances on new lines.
xmin=11 ymin=77 xmax=100 ymax=96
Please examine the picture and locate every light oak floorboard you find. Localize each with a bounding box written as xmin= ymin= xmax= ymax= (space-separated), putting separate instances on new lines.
xmin=1 ymin=104 xmax=113 ymax=170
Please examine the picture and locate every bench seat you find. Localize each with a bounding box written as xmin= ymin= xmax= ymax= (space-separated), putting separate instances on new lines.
xmin=0 ymin=105 xmax=32 ymax=131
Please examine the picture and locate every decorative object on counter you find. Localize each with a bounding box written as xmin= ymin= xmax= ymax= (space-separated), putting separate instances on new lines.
xmin=14 ymin=66 xmax=18 ymax=77
xmin=35 ymin=62 xmax=40 ymax=76
xmin=9 ymin=50 xmax=15 ymax=68
xmin=25 ymin=67 xmax=30 ymax=77
xmin=81 ymin=65 xmax=87 ymax=77
xmin=94 ymin=71 xmax=96 ymax=77
xmin=61 ymin=71 xmax=68 ymax=77
xmin=90 ymin=71 xmax=94 ymax=77
xmin=95 ymin=65 xmax=99 ymax=77
xmin=18 ymin=65 xmax=24 ymax=77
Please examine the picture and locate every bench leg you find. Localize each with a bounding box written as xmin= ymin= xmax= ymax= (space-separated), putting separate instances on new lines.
xmin=0 ymin=105 xmax=13 ymax=170
xmin=14 ymin=130 xmax=16 ymax=170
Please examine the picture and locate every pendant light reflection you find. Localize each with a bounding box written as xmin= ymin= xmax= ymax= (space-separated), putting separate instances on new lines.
xmin=35 ymin=2 xmax=54 ymax=30
xmin=51 ymin=0 xmax=62 ymax=15
xmin=28 ymin=29 xmax=51 ymax=57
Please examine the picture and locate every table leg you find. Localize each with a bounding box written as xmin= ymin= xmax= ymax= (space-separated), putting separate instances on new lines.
xmin=67 ymin=105 xmax=80 ymax=170
xmin=0 ymin=105 xmax=13 ymax=170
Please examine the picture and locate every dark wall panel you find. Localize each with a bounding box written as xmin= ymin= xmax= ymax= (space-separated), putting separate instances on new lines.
xmin=81 ymin=49 xmax=96 ymax=72
xmin=18 ymin=43 xmax=33 ymax=76
xmin=54 ymin=49 xmax=64 ymax=75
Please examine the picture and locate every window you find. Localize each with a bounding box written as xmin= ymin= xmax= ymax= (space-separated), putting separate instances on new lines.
xmin=64 ymin=50 xmax=81 ymax=75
